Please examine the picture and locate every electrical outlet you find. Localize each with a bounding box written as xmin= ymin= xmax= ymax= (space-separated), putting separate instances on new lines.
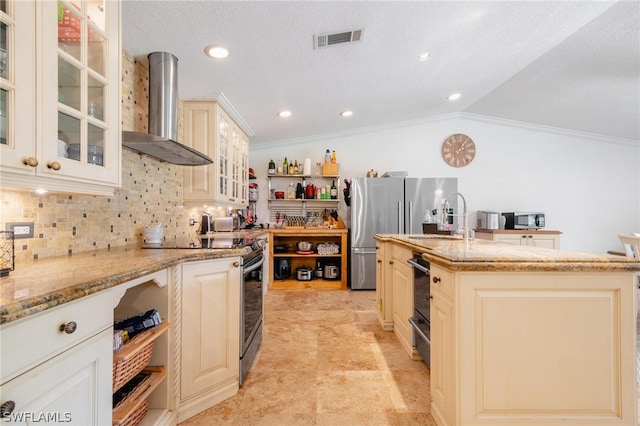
xmin=6 ymin=222 xmax=34 ymax=239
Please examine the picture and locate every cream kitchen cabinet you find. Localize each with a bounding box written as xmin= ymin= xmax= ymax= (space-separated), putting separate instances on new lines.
xmin=390 ymin=243 xmax=419 ymax=359
xmin=183 ymin=101 xmax=249 ymax=208
xmin=0 ymin=290 xmax=114 ymax=425
xmin=428 ymin=263 xmax=637 ymax=426
xmin=375 ymin=240 xmax=393 ymax=331
xmin=429 ymin=265 xmax=455 ymax=425
xmin=175 ymin=257 xmax=241 ymax=423
xmin=475 ymin=230 xmax=561 ymax=249
xmin=0 ymin=0 xmax=121 ymax=196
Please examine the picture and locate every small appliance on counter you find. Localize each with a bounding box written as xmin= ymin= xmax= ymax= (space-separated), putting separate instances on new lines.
xmin=214 ymin=216 xmax=234 ymax=232
xmin=200 ymin=213 xmax=213 ymax=234
xmin=502 ymin=212 xmax=545 ymax=230
xmin=477 ymin=211 xmax=500 ymax=230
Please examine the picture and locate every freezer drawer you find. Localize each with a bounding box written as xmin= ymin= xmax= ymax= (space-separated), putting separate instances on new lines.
xmin=409 ymin=316 xmax=430 ymax=368
xmin=350 ymin=248 xmax=376 ymax=290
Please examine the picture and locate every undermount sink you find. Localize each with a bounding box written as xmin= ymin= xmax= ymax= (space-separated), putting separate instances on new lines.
xmin=407 ymin=234 xmax=463 ymax=240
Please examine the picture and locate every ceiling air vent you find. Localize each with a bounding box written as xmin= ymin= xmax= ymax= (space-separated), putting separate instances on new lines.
xmin=314 ymin=28 xmax=364 ymax=49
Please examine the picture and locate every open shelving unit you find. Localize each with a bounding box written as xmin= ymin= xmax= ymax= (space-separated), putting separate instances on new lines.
xmin=269 ymin=228 xmax=347 ymax=290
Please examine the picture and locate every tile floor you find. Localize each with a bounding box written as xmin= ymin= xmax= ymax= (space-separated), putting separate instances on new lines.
xmin=179 ymin=289 xmax=436 ymax=425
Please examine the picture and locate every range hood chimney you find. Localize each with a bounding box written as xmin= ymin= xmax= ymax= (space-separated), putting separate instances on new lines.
xmin=122 ymin=52 xmax=213 ymax=166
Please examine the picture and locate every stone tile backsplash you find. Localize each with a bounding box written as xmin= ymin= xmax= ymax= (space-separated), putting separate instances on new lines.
xmin=0 ymin=51 xmax=224 ymax=264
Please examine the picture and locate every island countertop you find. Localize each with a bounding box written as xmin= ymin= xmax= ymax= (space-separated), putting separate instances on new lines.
xmin=374 ymin=234 xmax=640 ymax=272
xmin=0 ymin=230 xmax=268 ymax=325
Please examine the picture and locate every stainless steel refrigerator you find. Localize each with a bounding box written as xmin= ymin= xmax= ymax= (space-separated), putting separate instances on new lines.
xmin=349 ymin=177 xmax=458 ymax=290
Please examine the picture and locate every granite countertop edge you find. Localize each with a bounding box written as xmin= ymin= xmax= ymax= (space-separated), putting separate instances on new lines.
xmin=1 ymin=230 xmax=268 ymax=325
xmin=375 ymin=234 xmax=640 ymax=272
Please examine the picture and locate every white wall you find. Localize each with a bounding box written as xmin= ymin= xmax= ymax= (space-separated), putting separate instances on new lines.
xmin=250 ymin=113 xmax=640 ymax=254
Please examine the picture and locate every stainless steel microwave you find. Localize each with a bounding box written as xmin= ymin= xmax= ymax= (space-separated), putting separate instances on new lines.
xmin=502 ymin=212 xmax=545 ymax=230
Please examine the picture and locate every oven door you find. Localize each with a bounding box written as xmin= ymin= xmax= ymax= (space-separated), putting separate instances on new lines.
xmin=240 ymin=251 xmax=264 ymax=384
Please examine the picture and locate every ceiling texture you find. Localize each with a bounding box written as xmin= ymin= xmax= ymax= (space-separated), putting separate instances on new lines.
xmin=121 ymin=1 xmax=640 ymax=145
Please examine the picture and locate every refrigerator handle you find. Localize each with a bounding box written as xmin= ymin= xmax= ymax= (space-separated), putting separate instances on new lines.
xmin=398 ymin=201 xmax=402 ymax=234
xmin=408 ymin=201 xmax=413 ymax=234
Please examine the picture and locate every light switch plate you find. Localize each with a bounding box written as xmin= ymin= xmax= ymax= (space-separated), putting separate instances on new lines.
xmin=6 ymin=222 xmax=34 ymax=239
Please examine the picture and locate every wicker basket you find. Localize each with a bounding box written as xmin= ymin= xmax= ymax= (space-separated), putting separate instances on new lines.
xmin=112 ymin=322 xmax=169 ymax=393
xmin=112 ymin=367 xmax=166 ymax=426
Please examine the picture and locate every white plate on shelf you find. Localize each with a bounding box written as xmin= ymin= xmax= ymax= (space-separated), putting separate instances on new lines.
xmin=296 ymin=250 xmax=314 ymax=255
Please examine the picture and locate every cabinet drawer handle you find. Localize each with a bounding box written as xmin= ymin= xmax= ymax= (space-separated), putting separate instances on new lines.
xmin=432 ymin=277 xmax=441 ymax=283
xmin=233 ymin=261 xmax=240 ymax=268
xmin=59 ymin=321 xmax=77 ymax=334
xmin=47 ymin=161 xmax=61 ymax=171
xmin=0 ymin=401 xmax=15 ymax=418
xmin=22 ymin=157 xmax=38 ymax=167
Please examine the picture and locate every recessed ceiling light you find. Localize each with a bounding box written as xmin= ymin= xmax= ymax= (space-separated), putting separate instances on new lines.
xmin=340 ymin=110 xmax=353 ymax=117
xmin=419 ymin=53 xmax=431 ymax=62
xmin=34 ymin=188 xmax=48 ymax=194
xmin=277 ymin=111 xmax=291 ymax=118
xmin=447 ymin=93 xmax=462 ymax=101
xmin=204 ymin=45 xmax=229 ymax=59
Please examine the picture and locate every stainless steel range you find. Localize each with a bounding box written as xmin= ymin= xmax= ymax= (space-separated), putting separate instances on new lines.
xmin=144 ymin=234 xmax=265 ymax=384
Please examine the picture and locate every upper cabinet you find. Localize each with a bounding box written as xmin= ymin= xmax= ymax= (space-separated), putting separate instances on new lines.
xmin=0 ymin=0 xmax=121 ymax=195
xmin=183 ymin=100 xmax=249 ymax=208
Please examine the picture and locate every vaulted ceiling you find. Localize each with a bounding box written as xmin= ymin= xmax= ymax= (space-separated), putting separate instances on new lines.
xmin=122 ymin=1 xmax=640 ymax=144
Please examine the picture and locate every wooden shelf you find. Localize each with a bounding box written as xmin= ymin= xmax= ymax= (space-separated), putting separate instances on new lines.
xmin=269 ymin=228 xmax=347 ymax=290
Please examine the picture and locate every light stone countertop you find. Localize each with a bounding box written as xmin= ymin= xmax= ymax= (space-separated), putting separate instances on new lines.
xmin=375 ymin=234 xmax=640 ymax=272
xmin=0 ymin=230 xmax=268 ymax=325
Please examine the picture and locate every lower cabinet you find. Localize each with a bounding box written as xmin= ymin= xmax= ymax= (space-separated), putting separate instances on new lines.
xmin=176 ymin=257 xmax=241 ymax=423
xmin=375 ymin=241 xmax=393 ymax=331
xmin=428 ymin=264 xmax=638 ymax=426
xmin=0 ymin=328 xmax=112 ymax=424
xmin=475 ymin=230 xmax=561 ymax=249
xmin=429 ymin=271 xmax=455 ymax=425
xmin=390 ymin=244 xmax=420 ymax=359
xmin=0 ymin=290 xmax=114 ymax=425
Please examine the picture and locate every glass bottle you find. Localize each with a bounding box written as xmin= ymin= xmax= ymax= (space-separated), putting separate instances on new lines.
xmin=330 ymin=180 xmax=338 ymax=199
xmin=331 ymin=150 xmax=337 ymax=163
xmin=293 ymin=160 xmax=298 ymax=174
xmin=268 ymin=159 xmax=275 ymax=175
xmin=283 ymin=157 xmax=288 ymax=175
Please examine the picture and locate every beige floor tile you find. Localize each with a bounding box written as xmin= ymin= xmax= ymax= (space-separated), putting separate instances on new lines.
xmin=179 ymin=289 xmax=436 ymax=425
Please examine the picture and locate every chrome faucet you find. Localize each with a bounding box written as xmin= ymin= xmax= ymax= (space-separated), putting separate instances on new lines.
xmin=440 ymin=192 xmax=469 ymax=242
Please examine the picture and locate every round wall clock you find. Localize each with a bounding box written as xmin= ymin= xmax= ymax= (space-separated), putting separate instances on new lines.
xmin=441 ymin=133 xmax=476 ymax=167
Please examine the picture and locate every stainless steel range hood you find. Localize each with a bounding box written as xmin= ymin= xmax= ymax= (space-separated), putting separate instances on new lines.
xmin=122 ymin=52 xmax=213 ymax=166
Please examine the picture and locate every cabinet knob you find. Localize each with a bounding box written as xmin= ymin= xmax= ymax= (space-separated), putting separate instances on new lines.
xmin=432 ymin=277 xmax=441 ymax=283
xmin=377 ymin=259 xmax=382 ymax=263
xmin=389 ymin=260 xmax=394 ymax=265
xmin=22 ymin=157 xmax=38 ymax=167
xmin=233 ymin=261 xmax=240 ymax=268
xmin=59 ymin=321 xmax=77 ymax=334
xmin=47 ymin=161 xmax=61 ymax=171
xmin=522 ymin=235 xmax=527 ymax=239
xmin=0 ymin=401 xmax=15 ymax=418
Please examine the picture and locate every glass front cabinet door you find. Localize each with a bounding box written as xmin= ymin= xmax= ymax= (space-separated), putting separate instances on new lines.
xmin=0 ymin=0 xmax=121 ymax=195
xmin=0 ymin=1 xmax=36 ymax=175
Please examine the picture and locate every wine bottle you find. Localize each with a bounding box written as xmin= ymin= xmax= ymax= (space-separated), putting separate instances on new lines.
xmin=293 ymin=160 xmax=298 ymax=174
xmin=268 ymin=159 xmax=276 ymax=175
xmin=283 ymin=157 xmax=289 ymax=175
xmin=330 ymin=180 xmax=338 ymax=199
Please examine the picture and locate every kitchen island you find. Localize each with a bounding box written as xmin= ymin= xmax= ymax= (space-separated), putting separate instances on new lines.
xmin=375 ymin=234 xmax=640 ymax=426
